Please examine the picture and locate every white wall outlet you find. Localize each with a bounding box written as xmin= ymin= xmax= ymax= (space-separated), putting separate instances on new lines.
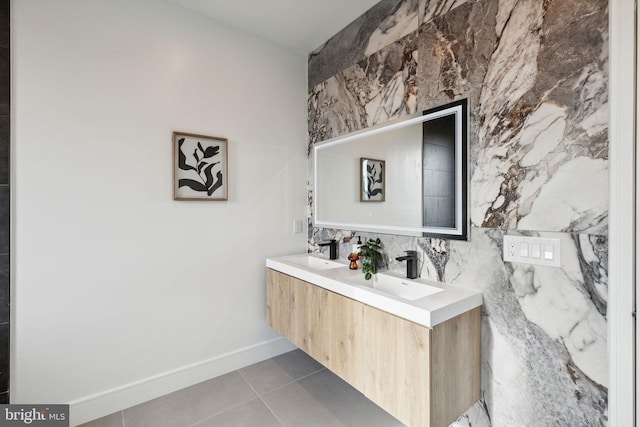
xmin=293 ymin=219 xmax=303 ymax=234
xmin=503 ymin=235 xmax=561 ymax=267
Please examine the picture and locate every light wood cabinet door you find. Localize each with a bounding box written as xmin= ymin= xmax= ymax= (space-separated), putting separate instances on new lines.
xmin=266 ymin=269 xmax=480 ymax=427
xmin=289 ymin=276 xmax=327 ymax=360
xmin=364 ymin=305 xmax=431 ymax=427
xmin=270 ymin=270 xmax=365 ymax=391
xmin=364 ymin=305 xmax=402 ymax=418
xmin=266 ymin=269 xmax=290 ymax=337
xmin=324 ymin=291 xmax=365 ymax=391
xmin=397 ymin=318 xmax=431 ymax=427
xmin=430 ymin=307 xmax=481 ymax=427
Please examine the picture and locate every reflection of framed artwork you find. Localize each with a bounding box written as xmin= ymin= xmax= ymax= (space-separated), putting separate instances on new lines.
xmin=174 ymin=132 xmax=228 ymax=201
xmin=360 ymin=157 xmax=385 ymax=202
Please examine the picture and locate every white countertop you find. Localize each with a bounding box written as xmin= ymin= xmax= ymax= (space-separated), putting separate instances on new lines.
xmin=266 ymin=254 xmax=482 ymax=328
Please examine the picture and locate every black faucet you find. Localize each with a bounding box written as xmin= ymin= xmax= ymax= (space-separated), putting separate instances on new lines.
xmin=395 ymin=250 xmax=418 ymax=279
xmin=318 ymin=239 xmax=338 ymax=260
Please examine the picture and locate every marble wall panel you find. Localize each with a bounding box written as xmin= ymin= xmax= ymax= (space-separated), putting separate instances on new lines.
xmin=311 ymin=0 xmax=609 ymax=234
xmin=308 ymin=0 xmax=416 ymax=89
xmin=308 ymin=0 xmax=472 ymax=89
xmin=418 ymin=0 xmax=608 ymax=233
xmin=419 ymin=0 xmax=469 ymax=25
xmin=308 ymin=32 xmax=419 ymax=149
xmin=445 ymin=229 xmax=607 ymax=425
xmin=475 ymin=0 xmax=607 ymax=232
xmin=309 ymin=228 xmax=608 ymax=426
xmin=416 ymin=0 xmax=498 ymax=182
xmin=307 ymin=0 xmax=609 ymax=425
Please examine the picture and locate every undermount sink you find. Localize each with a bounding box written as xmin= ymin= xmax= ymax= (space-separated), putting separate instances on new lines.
xmin=348 ymin=273 xmax=443 ymax=301
xmin=282 ymin=255 xmax=344 ymax=271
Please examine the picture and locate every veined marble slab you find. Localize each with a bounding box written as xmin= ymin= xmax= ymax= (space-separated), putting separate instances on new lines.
xmin=308 ymin=0 xmax=417 ymax=89
xmin=309 ymin=228 xmax=608 ymax=425
xmin=415 ymin=0 xmax=609 ymax=234
xmin=308 ymin=0 xmax=472 ymax=89
xmin=307 ymin=0 xmax=609 ymax=424
xmin=311 ymin=0 xmax=608 ymax=233
xmin=446 ymin=228 xmax=607 ymax=425
xmin=419 ymin=0 xmax=468 ymax=25
xmin=308 ymin=32 xmax=418 ymax=147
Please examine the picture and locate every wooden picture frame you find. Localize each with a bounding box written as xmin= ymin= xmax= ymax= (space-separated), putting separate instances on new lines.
xmin=360 ymin=157 xmax=385 ymax=202
xmin=173 ymin=132 xmax=228 ymax=201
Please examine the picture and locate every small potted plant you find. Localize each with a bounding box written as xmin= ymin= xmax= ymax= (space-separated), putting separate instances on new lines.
xmin=358 ymin=238 xmax=383 ymax=280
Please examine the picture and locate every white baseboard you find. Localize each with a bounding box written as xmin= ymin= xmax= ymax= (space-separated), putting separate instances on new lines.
xmin=69 ymin=337 xmax=296 ymax=426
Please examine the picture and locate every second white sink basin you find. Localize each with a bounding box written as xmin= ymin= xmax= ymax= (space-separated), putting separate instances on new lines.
xmin=348 ymin=272 xmax=444 ymax=301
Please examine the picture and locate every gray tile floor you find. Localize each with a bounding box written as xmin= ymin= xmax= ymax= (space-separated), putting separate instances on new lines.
xmin=80 ymin=349 xmax=404 ymax=427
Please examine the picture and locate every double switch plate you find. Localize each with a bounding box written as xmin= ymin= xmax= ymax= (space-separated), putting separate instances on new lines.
xmin=503 ymin=235 xmax=561 ymax=267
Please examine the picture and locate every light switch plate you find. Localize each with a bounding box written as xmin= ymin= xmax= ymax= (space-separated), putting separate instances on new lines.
xmin=503 ymin=235 xmax=561 ymax=267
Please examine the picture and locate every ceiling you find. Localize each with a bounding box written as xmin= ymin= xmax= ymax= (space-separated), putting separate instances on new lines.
xmin=165 ymin=0 xmax=381 ymax=54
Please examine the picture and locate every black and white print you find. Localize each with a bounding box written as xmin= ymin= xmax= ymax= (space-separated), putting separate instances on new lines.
xmin=361 ymin=158 xmax=385 ymax=202
xmin=174 ymin=132 xmax=228 ymax=200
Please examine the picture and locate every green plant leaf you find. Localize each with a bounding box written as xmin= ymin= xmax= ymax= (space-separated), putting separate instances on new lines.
xmin=359 ymin=237 xmax=383 ymax=280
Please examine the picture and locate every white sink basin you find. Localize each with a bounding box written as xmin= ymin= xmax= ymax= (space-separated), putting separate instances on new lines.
xmin=348 ymin=273 xmax=443 ymax=301
xmin=282 ymin=255 xmax=344 ymax=271
xmin=267 ymin=253 xmax=482 ymax=327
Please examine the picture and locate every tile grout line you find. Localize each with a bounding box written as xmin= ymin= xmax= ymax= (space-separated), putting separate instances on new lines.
xmin=236 ymin=369 xmax=286 ymax=427
xmin=182 ymin=396 xmax=261 ymax=427
xmin=183 ymin=364 xmax=327 ymax=427
xmin=240 ymin=367 xmax=327 ymax=396
xmin=236 ymin=365 xmax=328 ymax=426
xmin=183 ymin=370 xmax=265 ymax=427
xmin=252 ymin=366 xmax=327 ymax=397
xmin=118 ymin=361 xmax=328 ymax=427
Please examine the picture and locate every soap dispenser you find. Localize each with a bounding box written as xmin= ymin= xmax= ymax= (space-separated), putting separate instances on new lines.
xmin=348 ymin=236 xmax=362 ymax=270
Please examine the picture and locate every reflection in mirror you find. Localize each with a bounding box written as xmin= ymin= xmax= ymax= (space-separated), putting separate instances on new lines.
xmin=313 ymin=99 xmax=468 ymax=240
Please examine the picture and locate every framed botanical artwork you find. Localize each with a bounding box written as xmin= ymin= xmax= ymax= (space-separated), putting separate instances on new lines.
xmin=174 ymin=132 xmax=228 ymax=200
xmin=360 ymin=157 xmax=385 ymax=202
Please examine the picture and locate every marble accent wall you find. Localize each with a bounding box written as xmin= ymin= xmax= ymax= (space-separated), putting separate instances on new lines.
xmin=308 ymin=0 xmax=608 ymax=425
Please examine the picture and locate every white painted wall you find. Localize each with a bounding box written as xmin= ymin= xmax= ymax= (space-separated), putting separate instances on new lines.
xmin=11 ymin=0 xmax=306 ymax=424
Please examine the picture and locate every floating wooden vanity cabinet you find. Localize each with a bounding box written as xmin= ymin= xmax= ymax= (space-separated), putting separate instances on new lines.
xmin=266 ymin=269 xmax=289 ymax=337
xmin=266 ymin=268 xmax=481 ymax=427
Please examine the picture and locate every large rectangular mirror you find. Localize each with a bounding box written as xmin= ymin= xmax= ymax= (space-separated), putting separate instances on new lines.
xmin=313 ymin=99 xmax=468 ymax=240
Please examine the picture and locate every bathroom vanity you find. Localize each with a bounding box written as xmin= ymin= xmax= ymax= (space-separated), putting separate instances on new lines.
xmin=265 ymin=254 xmax=482 ymax=427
